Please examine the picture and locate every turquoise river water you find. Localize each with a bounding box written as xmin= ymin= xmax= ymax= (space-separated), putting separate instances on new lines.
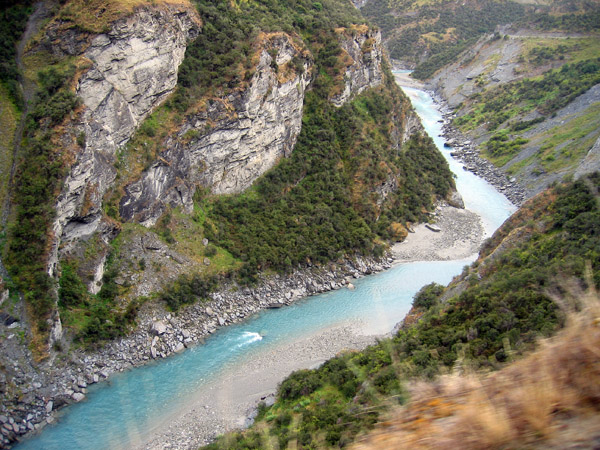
xmin=15 ymin=79 xmax=516 ymax=450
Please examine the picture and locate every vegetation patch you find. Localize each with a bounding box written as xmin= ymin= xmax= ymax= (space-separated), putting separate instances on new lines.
xmin=0 ymin=84 xmax=19 ymax=213
xmin=58 ymin=232 xmax=143 ymax=345
xmin=483 ymin=130 xmax=529 ymax=166
xmin=0 ymin=1 xmax=32 ymax=106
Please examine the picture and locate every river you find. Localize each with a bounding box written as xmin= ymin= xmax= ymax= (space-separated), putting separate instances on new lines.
xmin=14 ymin=79 xmax=515 ymax=450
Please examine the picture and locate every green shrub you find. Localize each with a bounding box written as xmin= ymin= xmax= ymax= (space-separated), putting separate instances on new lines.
xmin=412 ymin=282 xmax=444 ymax=310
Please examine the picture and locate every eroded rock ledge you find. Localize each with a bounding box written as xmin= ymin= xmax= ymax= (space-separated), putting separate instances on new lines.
xmin=120 ymin=32 xmax=314 ymax=226
xmin=49 ymin=3 xmax=202 ymax=275
xmin=119 ymin=25 xmax=385 ymax=227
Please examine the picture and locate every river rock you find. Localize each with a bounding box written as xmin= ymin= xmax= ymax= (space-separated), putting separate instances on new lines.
xmin=174 ymin=343 xmax=185 ymax=353
xmin=447 ymin=190 xmax=465 ymax=209
xmin=150 ymin=320 xmax=167 ymax=336
xmin=71 ymin=393 xmax=85 ymax=402
xmin=425 ymin=223 xmax=442 ymax=232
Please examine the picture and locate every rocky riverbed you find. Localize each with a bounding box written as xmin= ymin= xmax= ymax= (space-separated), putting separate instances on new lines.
xmin=433 ymin=98 xmax=527 ymax=206
xmin=0 ymin=255 xmax=393 ymax=449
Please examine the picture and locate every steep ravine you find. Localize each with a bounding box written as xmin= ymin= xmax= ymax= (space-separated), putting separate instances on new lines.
xmin=0 ymin=3 xmax=406 ymax=447
xmin=5 ymin=79 xmax=509 ymax=450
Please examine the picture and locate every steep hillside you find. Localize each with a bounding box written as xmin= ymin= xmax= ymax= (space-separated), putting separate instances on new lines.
xmin=0 ymin=0 xmax=457 ymax=444
xmin=352 ymin=289 xmax=600 ymax=449
xmin=201 ymin=173 xmax=599 ymax=449
xmin=362 ymin=0 xmax=600 ymax=197
xmin=0 ymin=0 xmax=455 ymax=356
xmin=433 ymin=30 xmax=600 ymax=196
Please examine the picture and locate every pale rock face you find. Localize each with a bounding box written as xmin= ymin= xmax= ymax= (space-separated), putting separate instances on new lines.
xmin=120 ymin=34 xmax=314 ymax=226
xmin=351 ymin=0 xmax=369 ymax=8
xmin=331 ymin=28 xmax=384 ymax=107
xmin=48 ymin=5 xmax=201 ymax=276
xmin=120 ymin=28 xmax=386 ymax=227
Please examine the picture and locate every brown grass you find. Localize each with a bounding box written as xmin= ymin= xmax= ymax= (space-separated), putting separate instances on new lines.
xmin=352 ymin=283 xmax=600 ymax=450
xmin=56 ymin=0 xmax=195 ymax=34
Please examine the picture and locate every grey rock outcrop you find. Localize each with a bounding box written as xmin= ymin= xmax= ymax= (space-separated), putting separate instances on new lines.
xmin=120 ymin=33 xmax=314 ymax=226
xmin=120 ymin=27 xmax=385 ymax=226
xmin=351 ymin=0 xmax=370 ymax=8
xmin=447 ymin=191 xmax=465 ymax=209
xmin=48 ymin=4 xmax=201 ymax=276
xmin=331 ymin=27 xmax=384 ymax=107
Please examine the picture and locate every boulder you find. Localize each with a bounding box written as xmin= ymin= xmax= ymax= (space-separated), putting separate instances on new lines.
xmin=447 ymin=190 xmax=465 ymax=209
xmin=150 ymin=320 xmax=167 ymax=336
xmin=71 ymin=393 xmax=85 ymax=402
xmin=174 ymin=343 xmax=185 ymax=353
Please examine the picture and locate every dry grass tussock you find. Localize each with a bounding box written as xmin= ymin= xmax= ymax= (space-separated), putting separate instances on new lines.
xmin=352 ymin=284 xmax=600 ymax=449
xmin=57 ymin=0 xmax=196 ymax=34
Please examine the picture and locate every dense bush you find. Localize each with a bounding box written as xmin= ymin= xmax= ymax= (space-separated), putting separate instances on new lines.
xmin=159 ymin=272 xmax=218 ymax=311
xmin=412 ymin=282 xmax=444 ymax=310
xmin=0 ymin=1 xmax=32 ymax=105
xmin=485 ymin=131 xmax=528 ymax=157
xmin=58 ymin=246 xmax=139 ymax=345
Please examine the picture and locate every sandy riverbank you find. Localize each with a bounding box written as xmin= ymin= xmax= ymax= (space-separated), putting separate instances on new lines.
xmin=392 ymin=71 xmax=425 ymax=89
xmin=392 ymin=203 xmax=484 ymax=263
xmin=137 ymin=322 xmax=379 ymax=450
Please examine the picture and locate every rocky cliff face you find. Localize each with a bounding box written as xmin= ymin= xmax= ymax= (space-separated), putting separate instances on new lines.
xmin=48 ymin=4 xmax=201 ymax=275
xmin=120 ymin=33 xmax=313 ymax=226
xmin=119 ymin=27 xmax=385 ymax=227
xmin=331 ymin=26 xmax=383 ymax=107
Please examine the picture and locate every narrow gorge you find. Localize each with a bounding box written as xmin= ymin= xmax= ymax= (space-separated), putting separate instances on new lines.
xmin=0 ymin=0 xmax=454 ymax=447
xmin=1 ymin=0 xmax=598 ymax=448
